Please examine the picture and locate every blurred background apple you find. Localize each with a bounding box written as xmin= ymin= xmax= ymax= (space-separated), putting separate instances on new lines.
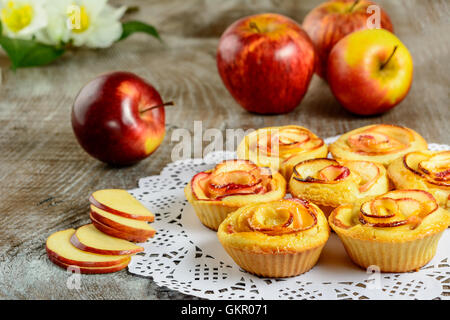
xmin=303 ymin=0 xmax=393 ymax=79
xmin=327 ymin=29 xmax=413 ymax=115
xmin=217 ymin=13 xmax=316 ymax=114
xmin=71 ymin=72 xmax=167 ymax=166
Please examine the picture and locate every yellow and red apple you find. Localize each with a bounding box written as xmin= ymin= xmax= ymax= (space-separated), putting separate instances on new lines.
xmin=72 ymin=72 xmax=168 ymax=166
xmin=303 ymin=0 xmax=393 ymax=78
xmin=217 ymin=13 xmax=316 ymax=114
xmin=327 ymin=29 xmax=413 ymax=115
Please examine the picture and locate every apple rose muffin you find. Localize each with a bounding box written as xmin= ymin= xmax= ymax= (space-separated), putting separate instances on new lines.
xmin=329 ymin=190 xmax=450 ymax=272
xmin=388 ymin=151 xmax=450 ymax=209
xmin=236 ymin=125 xmax=328 ymax=180
xmin=329 ymin=124 xmax=427 ymax=166
xmin=217 ymin=198 xmax=329 ymax=277
xmin=289 ymin=158 xmax=389 ymax=216
xmin=185 ymin=160 xmax=286 ymax=230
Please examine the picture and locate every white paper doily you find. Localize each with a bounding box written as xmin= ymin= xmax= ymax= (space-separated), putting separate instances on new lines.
xmin=128 ymin=137 xmax=450 ymax=300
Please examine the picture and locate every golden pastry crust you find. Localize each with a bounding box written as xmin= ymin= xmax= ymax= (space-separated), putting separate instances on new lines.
xmin=289 ymin=158 xmax=389 ymax=210
xmin=236 ymin=125 xmax=328 ymax=180
xmin=329 ymin=190 xmax=450 ymax=272
xmin=217 ymin=199 xmax=329 ymax=277
xmin=388 ymin=151 xmax=450 ymax=209
xmin=185 ymin=160 xmax=286 ymax=230
xmin=329 ymin=124 xmax=428 ymax=166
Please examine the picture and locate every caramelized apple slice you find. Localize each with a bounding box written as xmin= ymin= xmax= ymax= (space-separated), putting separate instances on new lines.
xmin=403 ymin=152 xmax=429 ymax=177
xmin=418 ymin=151 xmax=450 ymax=181
xmin=330 ymin=205 xmax=354 ymax=229
xmin=191 ymin=172 xmax=212 ymax=200
xmin=359 ymin=190 xmax=438 ymax=228
xmin=293 ymin=158 xmax=338 ymax=182
xmin=90 ymin=189 xmax=154 ymax=222
xmin=90 ymin=205 xmax=156 ymax=239
xmin=70 ymin=224 xmax=144 ymax=255
xmin=318 ymin=165 xmax=350 ymax=182
xmin=347 ymin=127 xmax=407 ymax=154
xmin=343 ymin=161 xmax=381 ymax=192
xmin=48 ymin=254 xmax=130 ymax=274
xmin=214 ymin=159 xmax=258 ymax=174
xmin=46 ymin=229 xmax=131 ymax=267
xmin=246 ymin=199 xmax=317 ymax=235
xmin=386 ymin=190 xmax=438 ymax=216
xmin=191 ymin=160 xmax=272 ymax=201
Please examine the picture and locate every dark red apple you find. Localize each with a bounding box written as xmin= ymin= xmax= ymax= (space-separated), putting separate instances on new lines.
xmin=72 ymin=72 xmax=168 ymax=165
xmin=217 ymin=13 xmax=316 ymax=114
xmin=303 ymin=0 xmax=393 ymax=79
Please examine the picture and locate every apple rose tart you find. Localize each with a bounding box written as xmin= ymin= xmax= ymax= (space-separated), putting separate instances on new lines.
xmin=388 ymin=151 xmax=450 ymax=209
xmin=217 ymin=199 xmax=329 ymax=277
xmin=329 ymin=190 xmax=450 ymax=272
xmin=236 ymin=125 xmax=328 ymax=180
xmin=289 ymin=158 xmax=389 ymax=216
xmin=185 ymin=160 xmax=286 ymax=230
xmin=329 ymin=124 xmax=427 ymax=166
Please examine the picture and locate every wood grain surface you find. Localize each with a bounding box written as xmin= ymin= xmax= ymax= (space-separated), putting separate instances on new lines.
xmin=0 ymin=0 xmax=449 ymax=299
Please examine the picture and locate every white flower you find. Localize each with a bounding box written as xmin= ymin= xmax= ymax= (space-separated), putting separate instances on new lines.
xmin=37 ymin=0 xmax=126 ymax=48
xmin=0 ymin=0 xmax=48 ymax=39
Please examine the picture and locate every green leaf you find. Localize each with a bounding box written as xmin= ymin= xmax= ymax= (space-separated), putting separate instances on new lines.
xmin=0 ymin=36 xmax=65 ymax=70
xmin=119 ymin=21 xmax=161 ymax=42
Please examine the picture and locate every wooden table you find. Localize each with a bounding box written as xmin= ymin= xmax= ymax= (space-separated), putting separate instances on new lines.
xmin=0 ymin=0 xmax=448 ymax=299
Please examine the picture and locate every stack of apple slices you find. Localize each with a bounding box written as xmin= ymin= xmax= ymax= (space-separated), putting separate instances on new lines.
xmin=46 ymin=189 xmax=155 ymax=274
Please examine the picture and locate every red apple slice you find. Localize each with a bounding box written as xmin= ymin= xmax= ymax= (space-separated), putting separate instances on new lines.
xmin=90 ymin=214 xmax=150 ymax=242
xmin=48 ymin=254 xmax=130 ymax=274
xmin=46 ymin=229 xmax=131 ymax=267
xmin=90 ymin=189 xmax=154 ymax=222
xmin=70 ymin=224 xmax=144 ymax=255
xmin=90 ymin=205 xmax=156 ymax=239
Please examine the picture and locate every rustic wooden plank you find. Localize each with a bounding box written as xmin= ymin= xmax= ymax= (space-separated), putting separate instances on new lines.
xmin=0 ymin=0 xmax=448 ymax=299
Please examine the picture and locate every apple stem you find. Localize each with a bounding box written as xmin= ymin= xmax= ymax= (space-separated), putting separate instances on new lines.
xmin=380 ymin=45 xmax=398 ymax=70
xmin=348 ymin=0 xmax=360 ymax=12
xmin=249 ymin=22 xmax=261 ymax=33
xmin=140 ymin=101 xmax=174 ymax=114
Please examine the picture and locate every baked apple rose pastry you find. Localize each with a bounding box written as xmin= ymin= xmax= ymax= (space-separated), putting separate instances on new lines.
xmin=185 ymin=160 xmax=286 ymax=230
xmin=329 ymin=190 xmax=450 ymax=272
xmin=217 ymin=199 xmax=329 ymax=278
xmin=289 ymin=158 xmax=389 ymax=215
xmin=329 ymin=124 xmax=427 ymax=166
xmin=236 ymin=125 xmax=328 ymax=180
xmin=388 ymin=151 xmax=450 ymax=209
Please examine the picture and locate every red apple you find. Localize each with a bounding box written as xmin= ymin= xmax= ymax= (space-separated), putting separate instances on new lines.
xmin=303 ymin=0 xmax=393 ymax=78
xmin=327 ymin=29 xmax=413 ymax=115
xmin=217 ymin=13 xmax=316 ymax=114
xmin=72 ymin=71 xmax=168 ymax=166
